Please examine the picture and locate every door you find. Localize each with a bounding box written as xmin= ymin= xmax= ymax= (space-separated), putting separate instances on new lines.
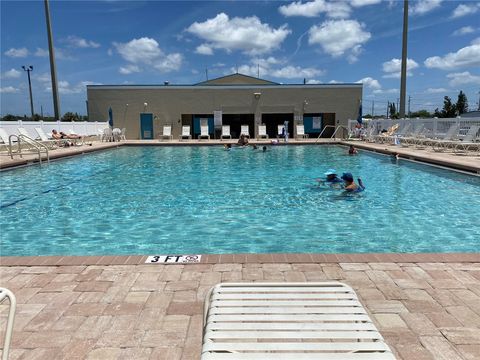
xmin=140 ymin=113 xmax=153 ymax=139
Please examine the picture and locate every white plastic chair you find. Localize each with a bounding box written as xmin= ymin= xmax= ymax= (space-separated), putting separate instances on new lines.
xmin=296 ymin=125 xmax=309 ymax=139
xmin=240 ymin=125 xmax=250 ymax=138
xmin=221 ymin=125 xmax=232 ymax=140
xmin=160 ymin=125 xmax=173 ymax=140
xmin=199 ymin=125 xmax=210 ymax=140
xmin=102 ymin=128 xmax=114 ymax=142
xmin=180 ymin=126 xmax=192 ymax=140
xmin=202 ymin=282 xmax=395 ymax=359
xmin=0 ymin=288 xmax=17 ymax=360
xmin=257 ymin=125 xmax=269 ymax=139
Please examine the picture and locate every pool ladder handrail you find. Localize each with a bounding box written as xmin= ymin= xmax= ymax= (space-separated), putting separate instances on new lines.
xmin=9 ymin=134 xmax=49 ymax=164
xmin=331 ymin=125 xmax=349 ymax=139
xmin=0 ymin=288 xmax=17 ymax=360
xmin=315 ymin=125 xmax=349 ymax=143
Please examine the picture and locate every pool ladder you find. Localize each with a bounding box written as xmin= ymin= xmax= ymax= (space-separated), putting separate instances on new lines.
xmin=8 ymin=134 xmax=49 ymax=165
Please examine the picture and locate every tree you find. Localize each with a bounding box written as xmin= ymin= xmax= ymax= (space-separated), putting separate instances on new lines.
xmin=389 ymin=103 xmax=397 ymax=118
xmin=61 ymin=112 xmax=80 ymax=122
xmin=441 ymin=96 xmax=456 ymax=117
xmin=1 ymin=114 xmax=18 ymax=121
xmin=410 ymin=110 xmax=431 ymax=118
xmin=456 ymin=91 xmax=468 ymax=114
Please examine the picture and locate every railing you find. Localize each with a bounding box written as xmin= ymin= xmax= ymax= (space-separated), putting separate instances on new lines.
xmin=0 ymin=288 xmax=16 ymax=360
xmin=9 ymin=134 xmax=49 ymax=164
xmin=315 ymin=125 xmax=336 ymax=143
xmin=331 ymin=125 xmax=349 ymax=139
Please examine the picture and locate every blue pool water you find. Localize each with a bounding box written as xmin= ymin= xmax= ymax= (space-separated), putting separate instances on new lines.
xmin=1 ymin=145 xmax=479 ymax=256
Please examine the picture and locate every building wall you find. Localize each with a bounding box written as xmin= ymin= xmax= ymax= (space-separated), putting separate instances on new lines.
xmin=87 ymin=85 xmax=362 ymax=139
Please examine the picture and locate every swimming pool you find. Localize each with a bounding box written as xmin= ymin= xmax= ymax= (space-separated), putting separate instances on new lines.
xmin=1 ymin=145 xmax=479 ymax=256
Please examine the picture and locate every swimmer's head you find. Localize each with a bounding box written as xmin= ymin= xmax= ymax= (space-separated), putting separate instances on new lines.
xmin=341 ymin=172 xmax=354 ymax=183
xmin=262 ymin=146 xmax=267 ymax=152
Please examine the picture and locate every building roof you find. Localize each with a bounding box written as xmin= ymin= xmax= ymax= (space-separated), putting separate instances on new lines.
xmin=195 ymin=73 xmax=279 ymax=86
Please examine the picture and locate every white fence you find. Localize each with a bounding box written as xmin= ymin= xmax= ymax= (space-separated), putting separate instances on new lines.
xmin=347 ymin=117 xmax=480 ymax=138
xmin=0 ymin=120 xmax=109 ymax=138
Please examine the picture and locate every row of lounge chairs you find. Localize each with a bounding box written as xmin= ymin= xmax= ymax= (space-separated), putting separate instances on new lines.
xmin=367 ymin=123 xmax=480 ymax=155
xmin=160 ymin=125 xmax=310 ymax=140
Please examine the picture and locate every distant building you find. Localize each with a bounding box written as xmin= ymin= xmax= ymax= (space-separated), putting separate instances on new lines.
xmin=461 ymin=111 xmax=480 ymax=118
xmin=87 ymin=73 xmax=362 ymax=139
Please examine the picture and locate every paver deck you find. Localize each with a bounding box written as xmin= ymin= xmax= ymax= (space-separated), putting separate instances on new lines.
xmin=1 ymin=261 xmax=479 ymax=359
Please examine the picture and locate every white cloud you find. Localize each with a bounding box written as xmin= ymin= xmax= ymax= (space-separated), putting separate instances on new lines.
xmin=356 ymin=77 xmax=381 ymax=90
xmin=409 ymin=0 xmax=442 ymax=15
xmin=306 ymin=79 xmax=322 ymax=84
xmin=62 ymin=35 xmax=100 ymax=48
xmin=3 ymin=69 xmax=21 ymax=79
xmin=451 ymin=3 xmax=480 ymax=19
xmin=328 ymin=80 xmax=340 ymax=84
xmin=452 ymin=26 xmax=475 ymax=36
xmin=34 ymin=48 xmax=49 ymax=57
xmin=382 ymin=58 xmax=419 ymax=78
xmin=4 ymin=47 xmax=28 ymax=58
xmin=0 ymin=86 xmax=20 ymax=93
xmin=308 ymin=20 xmax=370 ymax=62
xmin=351 ymin=0 xmax=382 ymax=6
xmin=446 ymin=71 xmax=480 ymax=87
xmin=35 ymin=72 xmax=51 ymax=84
xmin=119 ymin=64 xmax=140 ymax=74
xmin=231 ymin=58 xmax=323 ymax=80
xmin=187 ymin=13 xmax=291 ymax=56
xmin=426 ymin=87 xmax=448 ymax=93
xmin=195 ymin=44 xmax=213 ymax=55
xmin=279 ymin=0 xmax=352 ymax=19
xmin=424 ymin=41 xmax=480 ymax=70
xmin=270 ymin=66 xmax=324 ymax=79
xmin=113 ymin=37 xmax=183 ymax=73
xmin=47 ymin=80 xmax=102 ymax=94
xmin=373 ymin=88 xmax=398 ymax=94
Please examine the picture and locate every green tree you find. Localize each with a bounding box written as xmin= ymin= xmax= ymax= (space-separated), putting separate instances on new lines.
xmin=411 ymin=110 xmax=431 ymax=118
xmin=32 ymin=113 xmax=41 ymax=121
xmin=61 ymin=112 xmax=80 ymax=122
xmin=1 ymin=114 xmax=18 ymax=121
xmin=441 ymin=96 xmax=456 ymax=117
xmin=388 ymin=103 xmax=397 ymax=118
xmin=455 ymin=91 xmax=468 ymax=114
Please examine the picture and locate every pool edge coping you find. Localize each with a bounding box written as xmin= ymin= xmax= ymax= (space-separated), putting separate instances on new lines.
xmin=1 ymin=253 xmax=479 ymax=266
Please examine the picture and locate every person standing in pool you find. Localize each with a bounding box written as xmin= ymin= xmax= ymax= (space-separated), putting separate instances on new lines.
xmin=348 ymin=145 xmax=358 ymax=155
xmin=341 ymin=172 xmax=365 ymax=192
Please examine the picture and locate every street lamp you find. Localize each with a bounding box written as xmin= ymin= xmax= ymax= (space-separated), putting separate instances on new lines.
xmin=22 ymin=65 xmax=35 ymax=119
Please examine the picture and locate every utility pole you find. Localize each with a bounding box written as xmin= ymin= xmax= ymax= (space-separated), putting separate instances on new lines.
xmin=44 ymin=0 xmax=61 ymax=120
xmin=399 ymin=0 xmax=409 ymax=118
xmin=41 ymin=105 xmax=43 ymax=119
xmin=408 ymin=95 xmax=411 ymax=118
xmin=371 ymin=100 xmax=374 ymax=118
xmin=205 ymin=68 xmax=208 ymax=81
xmin=22 ymin=66 xmax=34 ymax=119
xmin=387 ymin=101 xmax=390 ymax=119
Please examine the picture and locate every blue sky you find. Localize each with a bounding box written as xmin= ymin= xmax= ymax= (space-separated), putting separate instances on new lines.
xmin=1 ymin=0 xmax=479 ymax=117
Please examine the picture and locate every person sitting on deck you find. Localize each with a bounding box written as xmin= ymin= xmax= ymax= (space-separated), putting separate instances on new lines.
xmin=237 ymin=134 xmax=249 ymax=146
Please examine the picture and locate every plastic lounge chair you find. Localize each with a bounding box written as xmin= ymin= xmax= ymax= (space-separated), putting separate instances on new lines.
xmin=257 ymin=125 xmax=268 ymax=140
xmin=296 ymin=125 xmax=309 ymax=139
xmin=35 ymin=127 xmax=61 ymax=149
xmin=180 ymin=126 xmax=192 ymax=140
xmin=452 ymin=125 xmax=480 ymax=155
xmin=160 ymin=125 xmax=173 ymax=140
xmin=400 ymin=125 xmax=424 ymax=147
xmin=240 ymin=125 xmax=250 ymax=138
xmin=202 ymin=282 xmax=396 ymax=359
xmin=102 ymin=128 xmax=114 ymax=142
xmin=199 ymin=125 xmax=210 ymax=140
xmin=0 ymin=128 xmax=12 ymax=152
xmin=221 ymin=125 xmax=232 ymax=140
xmin=431 ymin=124 xmax=474 ymax=152
xmin=0 ymin=288 xmax=17 ymax=360
xmin=418 ymin=123 xmax=458 ymax=149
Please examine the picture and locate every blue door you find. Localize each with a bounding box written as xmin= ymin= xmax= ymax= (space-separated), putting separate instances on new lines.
xmin=193 ymin=116 xmax=214 ymax=136
xmin=140 ymin=113 xmax=153 ymax=139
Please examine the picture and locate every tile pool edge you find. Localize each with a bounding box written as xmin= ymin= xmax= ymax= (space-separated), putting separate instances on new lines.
xmin=1 ymin=253 xmax=479 ymax=266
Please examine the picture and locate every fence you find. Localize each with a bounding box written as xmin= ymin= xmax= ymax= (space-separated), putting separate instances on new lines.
xmin=0 ymin=120 xmax=109 ymax=138
xmin=347 ymin=117 xmax=480 ymax=138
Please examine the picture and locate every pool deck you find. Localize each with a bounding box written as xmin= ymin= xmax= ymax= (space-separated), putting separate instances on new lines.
xmin=1 ymin=257 xmax=480 ymax=360
xmin=1 ymin=140 xmax=479 ymax=359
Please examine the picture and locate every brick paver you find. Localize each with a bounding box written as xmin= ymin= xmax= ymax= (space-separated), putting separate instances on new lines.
xmin=1 ymin=261 xmax=479 ymax=359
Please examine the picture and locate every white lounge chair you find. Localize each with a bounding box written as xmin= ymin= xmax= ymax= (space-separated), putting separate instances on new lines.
xmin=102 ymin=128 xmax=114 ymax=142
xmin=221 ymin=125 xmax=232 ymax=140
xmin=451 ymin=125 xmax=480 ymax=155
xmin=240 ymin=125 xmax=250 ymax=138
xmin=0 ymin=128 xmax=12 ymax=153
xmin=296 ymin=124 xmax=309 ymax=139
xmin=417 ymin=123 xmax=458 ymax=149
xmin=160 ymin=125 xmax=173 ymax=140
xmin=202 ymin=282 xmax=395 ymax=359
xmin=180 ymin=126 xmax=192 ymax=140
xmin=399 ymin=124 xmax=425 ymax=147
xmin=199 ymin=125 xmax=210 ymax=140
xmin=257 ymin=125 xmax=268 ymax=139
xmin=35 ymin=127 xmax=60 ymax=149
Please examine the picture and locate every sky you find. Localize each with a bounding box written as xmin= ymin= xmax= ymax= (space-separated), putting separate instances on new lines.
xmin=1 ymin=0 xmax=479 ymax=117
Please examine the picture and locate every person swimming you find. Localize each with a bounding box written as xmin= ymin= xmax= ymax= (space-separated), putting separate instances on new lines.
xmin=316 ymin=169 xmax=343 ymax=187
xmin=262 ymin=146 xmax=267 ymax=152
xmin=341 ymin=172 xmax=365 ymax=192
xmin=348 ymin=145 xmax=358 ymax=155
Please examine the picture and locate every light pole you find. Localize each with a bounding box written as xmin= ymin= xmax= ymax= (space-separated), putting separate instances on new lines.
xmin=44 ymin=0 xmax=61 ymax=120
xmin=399 ymin=0 xmax=409 ymax=118
xmin=22 ymin=66 xmax=35 ymax=119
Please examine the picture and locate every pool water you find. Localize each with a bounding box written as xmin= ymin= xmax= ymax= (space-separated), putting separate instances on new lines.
xmin=1 ymin=145 xmax=479 ymax=256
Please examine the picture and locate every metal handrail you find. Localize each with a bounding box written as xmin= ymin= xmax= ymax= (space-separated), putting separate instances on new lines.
xmin=0 ymin=288 xmax=16 ymax=360
xmin=9 ymin=134 xmax=49 ymax=164
xmin=331 ymin=125 xmax=349 ymax=139
xmin=315 ymin=125 xmax=336 ymax=143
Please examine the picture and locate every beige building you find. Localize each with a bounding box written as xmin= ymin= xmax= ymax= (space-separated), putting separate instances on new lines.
xmin=86 ymin=73 xmax=362 ymax=140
